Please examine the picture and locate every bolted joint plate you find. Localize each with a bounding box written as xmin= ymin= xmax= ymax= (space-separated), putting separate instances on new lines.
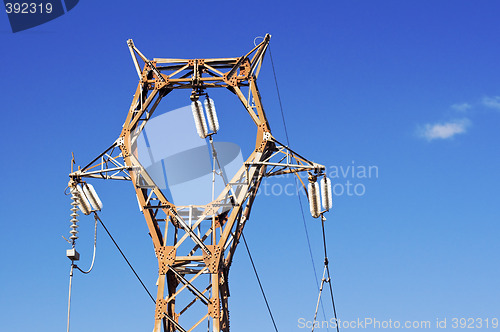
xmin=156 ymin=246 xmax=176 ymax=275
xmin=155 ymin=298 xmax=167 ymax=320
xmin=118 ymin=132 xmax=130 ymax=157
xmin=203 ymin=201 xmax=220 ymax=216
xmin=208 ymin=296 xmax=220 ymax=319
xmin=239 ymin=59 xmax=251 ymax=78
xmin=223 ymin=73 xmax=238 ymax=87
xmin=255 ymin=124 xmax=271 ymax=152
xmin=202 ymin=245 xmax=222 ymax=274
xmin=154 ymin=75 xmax=169 ymax=90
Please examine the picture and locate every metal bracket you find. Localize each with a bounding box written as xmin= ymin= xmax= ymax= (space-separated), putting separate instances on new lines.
xmin=255 ymin=124 xmax=270 ymax=152
xmin=202 ymin=245 xmax=222 ymax=274
xmin=157 ymin=246 xmax=176 ymax=275
xmin=66 ymin=248 xmax=80 ymax=261
xmin=155 ymin=298 xmax=167 ymax=320
xmin=115 ymin=137 xmax=124 ymax=147
xmin=208 ymin=296 xmax=220 ymax=319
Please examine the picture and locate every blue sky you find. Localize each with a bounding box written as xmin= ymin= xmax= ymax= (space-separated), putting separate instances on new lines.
xmin=1 ymin=1 xmax=499 ymax=331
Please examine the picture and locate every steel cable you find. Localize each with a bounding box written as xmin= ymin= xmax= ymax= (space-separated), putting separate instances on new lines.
xmin=75 ymin=215 xmax=98 ymax=274
xmin=93 ymin=212 xmax=156 ymax=303
xmin=321 ymin=217 xmax=340 ymax=332
xmin=241 ymin=233 xmax=279 ymax=332
xmin=268 ymin=44 xmax=330 ymax=326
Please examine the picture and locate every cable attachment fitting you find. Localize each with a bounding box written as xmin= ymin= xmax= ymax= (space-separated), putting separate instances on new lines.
xmin=308 ymin=173 xmax=318 ymax=184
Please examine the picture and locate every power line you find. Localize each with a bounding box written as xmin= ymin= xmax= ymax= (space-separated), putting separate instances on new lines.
xmin=321 ymin=217 xmax=340 ymax=332
xmin=241 ymin=233 xmax=279 ymax=332
xmin=268 ymin=45 xmax=289 ymax=145
xmin=93 ymin=212 xmax=156 ymax=303
xmin=67 ymin=264 xmax=74 ymax=332
xmin=268 ymin=44 xmax=329 ymax=326
xmin=75 ymin=215 xmax=98 ymax=274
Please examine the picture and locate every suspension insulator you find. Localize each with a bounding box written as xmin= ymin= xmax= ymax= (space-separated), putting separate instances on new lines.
xmin=70 ymin=190 xmax=80 ymax=242
xmin=204 ymin=97 xmax=219 ymax=133
xmin=321 ymin=176 xmax=333 ymax=211
xmin=73 ymin=185 xmax=91 ymax=215
xmin=308 ymin=181 xmax=321 ymax=218
xmin=191 ymin=100 xmax=208 ymax=138
xmin=83 ymin=183 xmax=103 ymax=211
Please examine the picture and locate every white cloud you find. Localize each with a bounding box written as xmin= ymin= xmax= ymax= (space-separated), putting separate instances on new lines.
xmin=418 ymin=118 xmax=470 ymax=141
xmin=451 ymin=102 xmax=472 ymax=112
xmin=481 ymin=96 xmax=500 ymax=110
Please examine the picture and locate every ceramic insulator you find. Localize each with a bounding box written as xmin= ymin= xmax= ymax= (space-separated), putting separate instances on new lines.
xmin=308 ymin=181 xmax=321 ymax=218
xmin=204 ymin=97 xmax=219 ymax=133
xmin=191 ymin=100 xmax=208 ymax=138
xmin=321 ymin=176 xmax=333 ymax=211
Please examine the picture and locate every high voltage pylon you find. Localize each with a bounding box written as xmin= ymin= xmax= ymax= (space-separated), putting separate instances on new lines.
xmin=66 ymin=34 xmax=332 ymax=332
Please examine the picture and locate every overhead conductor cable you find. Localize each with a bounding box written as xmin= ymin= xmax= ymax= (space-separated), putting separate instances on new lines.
xmin=269 ymin=42 xmax=331 ymax=324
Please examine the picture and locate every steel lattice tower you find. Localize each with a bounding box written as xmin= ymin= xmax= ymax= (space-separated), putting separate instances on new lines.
xmin=69 ymin=35 xmax=328 ymax=331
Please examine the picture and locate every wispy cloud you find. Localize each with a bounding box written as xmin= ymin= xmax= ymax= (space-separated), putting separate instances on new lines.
xmin=417 ymin=118 xmax=470 ymax=141
xmin=481 ymin=96 xmax=500 ymax=111
xmin=451 ymin=102 xmax=472 ymax=112
xmin=417 ymin=94 xmax=498 ymax=141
